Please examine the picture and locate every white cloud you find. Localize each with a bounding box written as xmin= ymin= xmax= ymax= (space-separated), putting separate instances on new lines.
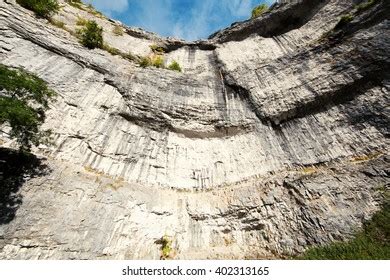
xmin=172 ymin=0 xmax=257 ymax=40
xmin=228 ymin=0 xmax=256 ymax=17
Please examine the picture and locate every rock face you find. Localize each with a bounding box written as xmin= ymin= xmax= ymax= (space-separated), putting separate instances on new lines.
xmin=0 ymin=0 xmax=389 ymax=259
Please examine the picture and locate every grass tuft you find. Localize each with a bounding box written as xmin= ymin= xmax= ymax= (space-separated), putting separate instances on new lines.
xmin=160 ymin=235 xmax=173 ymax=260
xmin=251 ymin=4 xmax=268 ymax=19
xmin=112 ymin=25 xmax=124 ymax=36
xmin=168 ymin=60 xmax=182 ymax=72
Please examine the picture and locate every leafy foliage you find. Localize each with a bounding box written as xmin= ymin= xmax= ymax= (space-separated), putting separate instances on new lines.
xmin=152 ymin=55 xmax=165 ymax=68
xmin=251 ymin=3 xmax=268 ymax=19
xmin=161 ymin=235 xmax=172 ymax=260
xmin=0 ymin=64 xmax=55 ymax=152
xmin=79 ymin=20 xmax=103 ymax=49
xmin=16 ymin=0 xmax=59 ymax=18
xmin=102 ymin=44 xmax=121 ymax=56
xmin=139 ymin=55 xmax=165 ymax=69
xmin=150 ymin=45 xmax=165 ymax=54
xmin=76 ymin=16 xmax=88 ymax=26
xmin=139 ymin=57 xmax=152 ymax=68
xmin=299 ymin=191 xmax=390 ymax=259
xmin=168 ymin=61 xmax=182 ymax=72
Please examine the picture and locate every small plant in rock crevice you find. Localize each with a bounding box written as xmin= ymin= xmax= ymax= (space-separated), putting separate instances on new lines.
xmin=160 ymin=235 xmax=173 ymax=260
xmin=79 ymin=20 xmax=103 ymax=49
xmin=150 ymin=44 xmax=165 ymax=54
xmin=76 ymin=16 xmax=88 ymax=26
xmin=139 ymin=55 xmax=165 ymax=69
xmin=251 ymin=3 xmax=268 ymax=19
xmin=112 ymin=25 xmax=124 ymax=36
xmin=168 ymin=60 xmax=182 ymax=72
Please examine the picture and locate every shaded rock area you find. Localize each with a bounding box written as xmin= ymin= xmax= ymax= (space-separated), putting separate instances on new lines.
xmin=0 ymin=148 xmax=49 ymax=225
xmin=0 ymin=0 xmax=389 ymax=259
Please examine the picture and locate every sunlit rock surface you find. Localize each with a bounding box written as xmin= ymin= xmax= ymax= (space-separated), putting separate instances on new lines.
xmin=0 ymin=0 xmax=389 ymax=259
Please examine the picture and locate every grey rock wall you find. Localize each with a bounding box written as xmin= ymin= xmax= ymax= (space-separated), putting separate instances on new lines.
xmin=0 ymin=0 xmax=389 ymax=259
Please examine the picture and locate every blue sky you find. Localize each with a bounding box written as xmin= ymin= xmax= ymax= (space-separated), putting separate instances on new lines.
xmin=86 ymin=0 xmax=275 ymax=41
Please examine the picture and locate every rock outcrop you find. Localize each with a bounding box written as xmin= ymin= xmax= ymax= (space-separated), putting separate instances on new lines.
xmin=0 ymin=0 xmax=389 ymax=259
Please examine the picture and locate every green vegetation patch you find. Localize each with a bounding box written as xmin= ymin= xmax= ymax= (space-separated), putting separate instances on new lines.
xmin=139 ymin=55 xmax=165 ymax=69
xmin=0 ymin=64 xmax=55 ymax=151
xmin=48 ymin=18 xmax=65 ymax=29
xmin=150 ymin=44 xmax=165 ymax=54
xmin=168 ymin=61 xmax=182 ymax=72
xmin=299 ymin=191 xmax=390 ymax=260
xmin=161 ymin=235 xmax=173 ymax=260
xmin=76 ymin=16 xmax=88 ymax=26
xmin=16 ymin=0 xmax=59 ymax=18
xmin=152 ymin=55 xmax=165 ymax=68
xmin=251 ymin=3 xmax=268 ymax=19
xmin=79 ymin=20 xmax=103 ymax=49
xmin=102 ymin=44 xmax=121 ymax=56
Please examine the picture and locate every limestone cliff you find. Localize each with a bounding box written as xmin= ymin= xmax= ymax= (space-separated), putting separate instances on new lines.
xmin=0 ymin=0 xmax=389 ymax=259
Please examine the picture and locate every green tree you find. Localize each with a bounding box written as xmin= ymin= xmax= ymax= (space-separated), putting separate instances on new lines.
xmin=16 ymin=0 xmax=59 ymax=18
xmin=79 ymin=20 xmax=104 ymax=49
xmin=251 ymin=3 xmax=268 ymax=19
xmin=0 ymin=64 xmax=55 ymax=152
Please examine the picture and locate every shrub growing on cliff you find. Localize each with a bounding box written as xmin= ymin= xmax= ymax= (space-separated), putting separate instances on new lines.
xmin=168 ymin=61 xmax=182 ymax=72
xmin=150 ymin=44 xmax=165 ymax=54
xmin=152 ymin=55 xmax=165 ymax=68
xmin=251 ymin=3 xmax=268 ymax=19
xmin=160 ymin=235 xmax=173 ymax=260
xmin=0 ymin=64 xmax=55 ymax=152
xmin=16 ymin=0 xmax=59 ymax=18
xmin=139 ymin=57 xmax=152 ymax=68
xmin=76 ymin=16 xmax=88 ymax=26
xmin=79 ymin=20 xmax=103 ymax=49
xmin=139 ymin=55 xmax=165 ymax=69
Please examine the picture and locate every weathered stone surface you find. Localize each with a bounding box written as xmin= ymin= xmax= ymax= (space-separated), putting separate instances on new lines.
xmin=0 ymin=0 xmax=389 ymax=259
